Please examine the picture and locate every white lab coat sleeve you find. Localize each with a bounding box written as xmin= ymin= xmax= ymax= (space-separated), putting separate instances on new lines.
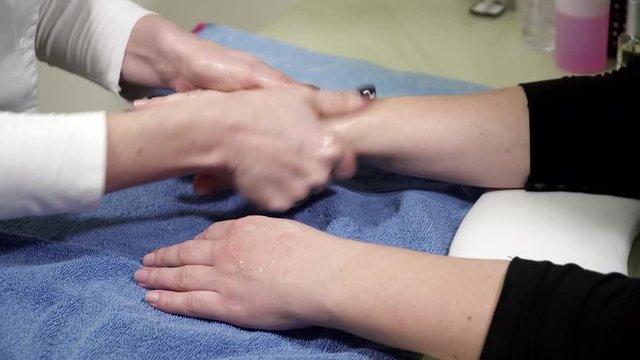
xmin=0 ymin=111 xmax=107 ymax=220
xmin=35 ymin=0 xmax=153 ymax=94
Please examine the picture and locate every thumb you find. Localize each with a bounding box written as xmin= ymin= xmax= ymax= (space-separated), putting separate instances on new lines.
xmin=254 ymin=68 xmax=296 ymax=89
xmin=332 ymin=140 xmax=358 ymax=180
xmin=312 ymin=90 xmax=371 ymax=118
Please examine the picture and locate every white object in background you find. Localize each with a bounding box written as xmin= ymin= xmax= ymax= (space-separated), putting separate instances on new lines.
xmin=517 ymin=0 xmax=556 ymax=51
xmin=450 ymin=190 xmax=640 ymax=275
xmin=470 ymin=0 xmax=507 ymax=17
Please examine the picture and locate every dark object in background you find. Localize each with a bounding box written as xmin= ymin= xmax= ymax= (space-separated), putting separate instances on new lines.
xmin=358 ymin=84 xmax=377 ymax=99
xmin=609 ymin=0 xmax=628 ymax=57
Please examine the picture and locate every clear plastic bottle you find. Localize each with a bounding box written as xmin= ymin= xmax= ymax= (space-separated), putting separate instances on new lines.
xmin=518 ymin=0 xmax=556 ymax=52
xmin=617 ymin=0 xmax=640 ymax=69
xmin=555 ymin=0 xmax=611 ymax=73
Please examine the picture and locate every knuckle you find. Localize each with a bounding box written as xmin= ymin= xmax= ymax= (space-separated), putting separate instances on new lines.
xmin=153 ymin=250 xmax=166 ymax=264
xmin=232 ymin=217 xmax=250 ymax=230
xmin=228 ymin=217 xmax=253 ymax=235
xmin=158 ymin=292 xmax=171 ymax=309
xmin=203 ymin=226 xmax=217 ymax=238
xmin=242 ymin=215 xmax=265 ymax=224
xmin=176 ymin=268 xmax=191 ymax=291
xmin=178 ymin=244 xmax=193 ymax=263
xmin=146 ymin=248 xmax=159 ymax=260
xmin=203 ymin=221 xmax=228 ymax=240
xmin=186 ymin=294 xmax=203 ymax=315
xmin=145 ymin=268 xmax=158 ymax=284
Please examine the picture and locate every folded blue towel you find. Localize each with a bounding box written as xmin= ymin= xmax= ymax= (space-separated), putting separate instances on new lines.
xmin=0 ymin=24 xmax=488 ymax=360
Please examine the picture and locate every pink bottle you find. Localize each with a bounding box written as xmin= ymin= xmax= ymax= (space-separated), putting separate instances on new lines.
xmin=555 ymin=0 xmax=611 ymax=73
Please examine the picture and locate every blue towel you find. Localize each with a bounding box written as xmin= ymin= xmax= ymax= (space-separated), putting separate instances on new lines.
xmin=0 ymin=24 xmax=489 ymax=360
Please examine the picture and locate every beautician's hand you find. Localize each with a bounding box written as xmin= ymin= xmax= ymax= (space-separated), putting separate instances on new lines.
xmin=123 ymin=88 xmax=366 ymax=212
xmin=136 ymin=216 xmax=347 ymax=330
xmin=170 ymin=39 xmax=293 ymax=92
xmin=121 ymin=15 xmax=293 ymax=95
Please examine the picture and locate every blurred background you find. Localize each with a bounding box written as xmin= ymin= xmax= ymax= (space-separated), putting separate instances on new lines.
xmin=38 ymin=0 xmax=622 ymax=113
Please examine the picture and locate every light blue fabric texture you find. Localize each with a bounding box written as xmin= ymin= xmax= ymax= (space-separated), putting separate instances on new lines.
xmin=0 ymin=24 xmax=488 ymax=359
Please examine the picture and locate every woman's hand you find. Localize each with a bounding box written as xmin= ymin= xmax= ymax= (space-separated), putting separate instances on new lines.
xmin=135 ymin=216 xmax=350 ymax=330
xmin=135 ymin=215 xmax=509 ymax=359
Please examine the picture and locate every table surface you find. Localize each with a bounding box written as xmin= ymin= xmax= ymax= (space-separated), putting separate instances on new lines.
xmin=258 ymin=0 xmax=615 ymax=88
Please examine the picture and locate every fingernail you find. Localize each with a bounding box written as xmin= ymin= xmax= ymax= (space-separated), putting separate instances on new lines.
xmin=133 ymin=99 xmax=149 ymax=108
xmin=142 ymin=253 xmax=156 ymax=266
xmin=145 ymin=291 xmax=160 ymax=304
xmin=135 ymin=268 xmax=149 ymax=283
xmin=357 ymin=84 xmax=377 ymax=100
xmin=292 ymin=199 xmax=308 ymax=208
xmin=194 ymin=181 xmax=212 ymax=196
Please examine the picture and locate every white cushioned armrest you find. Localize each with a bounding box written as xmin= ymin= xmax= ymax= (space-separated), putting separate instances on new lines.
xmin=450 ymin=190 xmax=640 ymax=275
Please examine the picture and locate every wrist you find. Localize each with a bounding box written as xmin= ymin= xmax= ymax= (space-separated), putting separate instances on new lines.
xmin=152 ymin=105 xmax=228 ymax=175
xmin=305 ymin=239 xmax=376 ymax=329
xmin=121 ymin=15 xmax=196 ymax=90
xmin=328 ymin=99 xmax=387 ymax=159
xmin=105 ymin=107 xmax=224 ymax=192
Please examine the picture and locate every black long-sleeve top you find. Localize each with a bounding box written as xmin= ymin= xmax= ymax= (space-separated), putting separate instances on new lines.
xmin=480 ymin=64 xmax=640 ymax=359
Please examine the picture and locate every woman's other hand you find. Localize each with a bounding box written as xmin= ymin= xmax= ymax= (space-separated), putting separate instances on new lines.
xmin=135 ymin=216 xmax=348 ymax=330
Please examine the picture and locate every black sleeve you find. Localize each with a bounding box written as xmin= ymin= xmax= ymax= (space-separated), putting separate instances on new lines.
xmin=481 ymin=258 xmax=640 ymax=359
xmin=520 ymin=64 xmax=640 ymax=200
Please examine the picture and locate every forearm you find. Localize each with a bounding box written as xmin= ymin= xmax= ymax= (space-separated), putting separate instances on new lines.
xmin=0 ymin=112 xmax=106 ymax=219
xmin=483 ymin=258 xmax=640 ymax=359
xmin=321 ymin=241 xmax=509 ymax=359
xmin=36 ymin=0 xmax=151 ymax=93
xmin=105 ymin=108 xmax=223 ymax=193
xmin=331 ymin=87 xmax=530 ymax=188
xmin=521 ymin=66 xmax=640 ymax=199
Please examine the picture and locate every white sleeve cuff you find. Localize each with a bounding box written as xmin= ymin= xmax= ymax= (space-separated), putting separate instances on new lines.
xmin=0 ymin=111 xmax=107 ymax=220
xmin=36 ymin=0 xmax=153 ymax=93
